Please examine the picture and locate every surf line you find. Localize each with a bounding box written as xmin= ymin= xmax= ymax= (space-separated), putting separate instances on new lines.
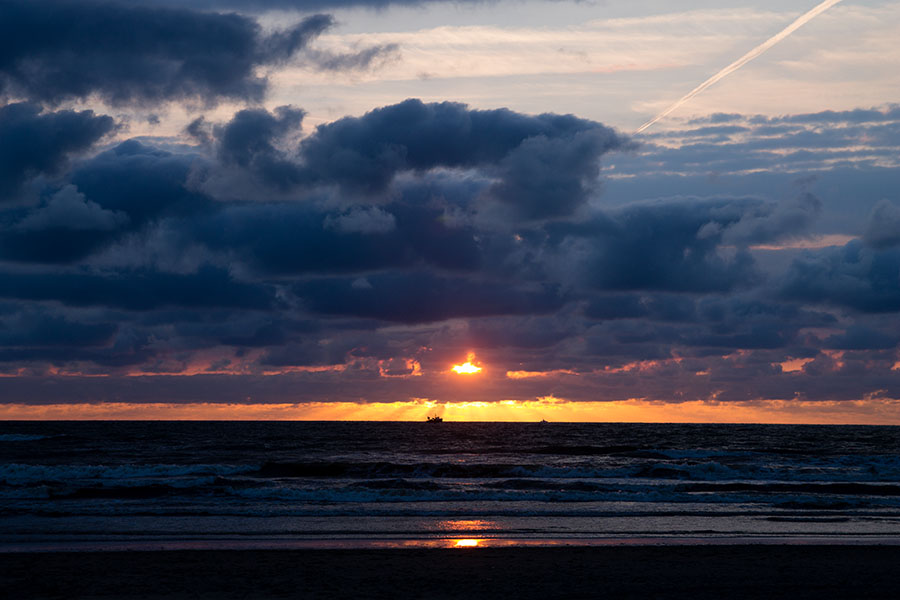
xmin=636 ymin=0 xmax=844 ymax=134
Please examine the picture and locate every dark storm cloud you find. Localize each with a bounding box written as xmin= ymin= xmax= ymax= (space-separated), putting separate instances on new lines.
xmin=0 ymin=139 xmax=210 ymax=264
xmin=580 ymin=292 xmax=838 ymax=364
xmin=387 ymin=200 xmax=482 ymax=270
xmin=215 ymin=106 xmax=306 ymax=189
xmin=258 ymin=13 xmax=334 ymax=63
xmin=7 ymin=100 xmax=559 ymax=271
xmin=0 ymin=308 xmax=117 ymax=348
xmin=549 ymin=198 xmax=764 ymax=293
xmin=863 ymin=200 xmax=900 ymax=249
xmin=463 ymin=315 xmax=576 ymax=350
xmin=16 ymin=186 xmax=127 ymax=232
xmin=781 ymin=241 xmax=900 ymax=313
xmin=0 ymin=186 xmax=129 ymax=263
xmin=295 ymin=271 xmax=564 ymax=323
xmin=71 ymin=140 xmax=210 ymax=226
xmin=200 ymin=100 xmax=605 ymax=199
xmin=0 ymin=325 xmax=160 ymax=368
xmin=193 ymin=203 xmax=413 ymax=274
xmin=260 ymin=336 xmax=372 ymax=367
xmin=720 ymin=193 xmax=822 ymax=246
xmin=190 ymin=182 xmax=482 ymax=275
xmin=0 ymin=1 xmax=338 ymax=105
xmin=0 ymin=102 xmax=114 ymax=199
xmin=490 ymin=128 xmax=621 ymax=219
xmin=585 ymin=294 xmax=698 ymax=323
xmin=219 ymin=107 xmax=305 ymax=165
xmin=583 ymin=294 xmax=651 ymax=320
xmin=174 ymin=314 xmax=311 ymax=349
xmin=296 ymin=99 xmax=626 ymax=217
xmin=0 ymin=266 xmax=274 ymax=311
xmin=823 ymin=326 xmax=900 ymax=351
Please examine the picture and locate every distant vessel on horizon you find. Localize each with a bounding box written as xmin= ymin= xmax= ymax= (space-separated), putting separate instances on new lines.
xmin=426 ymin=415 xmax=443 ymax=423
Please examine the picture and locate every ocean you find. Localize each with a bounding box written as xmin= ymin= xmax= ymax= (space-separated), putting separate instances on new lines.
xmin=2 ymin=421 xmax=900 ymax=550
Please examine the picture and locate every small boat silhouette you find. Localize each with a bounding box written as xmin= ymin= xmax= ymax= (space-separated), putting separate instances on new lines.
xmin=426 ymin=415 xmax=443 ymax=423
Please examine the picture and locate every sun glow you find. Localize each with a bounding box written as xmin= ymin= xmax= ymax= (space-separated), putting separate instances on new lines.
xmin=451 ymin=352 xmax=483 ymax=375
xmin=454 ymin=539 xmax=480 ymax=548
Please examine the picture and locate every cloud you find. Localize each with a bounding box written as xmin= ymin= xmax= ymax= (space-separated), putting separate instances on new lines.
xmin=214 ymin=105 xmax=307 ymax=189
xmin=0 ymin=265 xmax=274 ymax=311
xmin=0 ymin=186 xmax=130 ymax=263
xmin=303 ymin=44 xmax=399 ymax=72
xmin=462 ymin=315 xmax=575 ymax=350
xmin=0 ymin=102 xmax=114 ymax=199
xmin=823 ymin=326 xmax=899 ymax=351
xmin=0 ymin=307 xmax=117 ymax=348
xmin=324 ymin=206 xmax=396 ymax=234
xmin=721 ymin=192 xmax=822 ymax=246
xmin=0 ymin=139 xmax=213 ymax=264
xmin=16 ymin=186 xmax=128 ymax=232
xmin=863 ymin=200 xmax=900 ymax=249
xmin=1 ymin=90 xmax=897 ymax=405
xmin=0 ymin=1 xmax=340 ymax=105
xmin=296 ymin=99 xmax=627 ymax=216
xmin=546 ymin=198 xmax=764 ymax=293
xmin=294 ymin=271 xmax=564 ymax=323
xmin=188 ymin=189 xmax=483 ymax=277
xmin=490 ymin=128 xmax=622 ymax=219
xmin=604 ymin=105 xmax=900 ymax=239
xmin=71 ymin=140 xmax=209 ymax=226
xmin=192 ymin=202 xmax=415 ymax=275
xmin=577 ymin=292 xmax=835 ymax=360
xmin=781 ymin=241 xmax=900 ymax=313
xmin=751 ymin=106 xmax=900 ymax=126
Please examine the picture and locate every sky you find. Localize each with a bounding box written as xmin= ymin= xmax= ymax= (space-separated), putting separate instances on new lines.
xmin=1 ymin=0 xmax=899 ymax=422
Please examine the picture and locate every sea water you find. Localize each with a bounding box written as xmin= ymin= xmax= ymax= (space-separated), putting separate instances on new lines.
xmin=2 ymin=421 xmax=900 ymax=550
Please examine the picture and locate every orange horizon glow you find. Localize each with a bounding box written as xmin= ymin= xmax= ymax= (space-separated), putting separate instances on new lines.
xmin=2 ymin=396 xmax=900 ymax=425
xmin=779 ymin=357 xmax=815 ymax=373
xmin=506 ymin=369 xmax=577 ymax=379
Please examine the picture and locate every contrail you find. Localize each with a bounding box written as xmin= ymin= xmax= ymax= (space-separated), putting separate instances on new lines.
xmin=636 ymin=0 xmax=844 ymax=133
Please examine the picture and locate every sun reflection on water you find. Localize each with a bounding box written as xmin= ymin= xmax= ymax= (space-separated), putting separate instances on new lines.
xmin=437 ymin=519 xmax=494 ymax=532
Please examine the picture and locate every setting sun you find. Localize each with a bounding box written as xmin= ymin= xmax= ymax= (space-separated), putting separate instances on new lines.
xmin=451 ymin=352 xmax=483 ymax=375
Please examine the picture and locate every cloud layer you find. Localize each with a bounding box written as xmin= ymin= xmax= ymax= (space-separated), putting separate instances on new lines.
xmin=0 ymin=0 xmax=392 ymax=105
xmin=0 ymin=1 xmax=898 ymax=413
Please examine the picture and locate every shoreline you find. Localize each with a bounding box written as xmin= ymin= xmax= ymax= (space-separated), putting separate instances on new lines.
xmin=3 ymin=545 xmax=900 ymax=599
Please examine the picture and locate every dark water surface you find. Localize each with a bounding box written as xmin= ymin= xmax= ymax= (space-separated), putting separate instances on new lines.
xmin=2 ymin=421 xmax=900 ymax=549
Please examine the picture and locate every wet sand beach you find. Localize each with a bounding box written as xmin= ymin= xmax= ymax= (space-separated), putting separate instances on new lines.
xmin=3 ymin=545 xmax=900 ymax=599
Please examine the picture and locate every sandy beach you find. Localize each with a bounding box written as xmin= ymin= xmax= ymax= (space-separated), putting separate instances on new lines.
xmin=3 ymin=545 xmax=900 ymax=599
